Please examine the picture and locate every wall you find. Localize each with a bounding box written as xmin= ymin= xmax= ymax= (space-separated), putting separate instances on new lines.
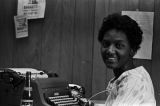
xmin=0 ymin=0 xmax=95 ymax=98
xmin=0 ymin=0 xmax=160 ymax=103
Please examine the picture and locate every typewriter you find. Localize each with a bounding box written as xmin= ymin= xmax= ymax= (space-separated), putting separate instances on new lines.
xmin=32 ymin=78 xmax=89 ymax=106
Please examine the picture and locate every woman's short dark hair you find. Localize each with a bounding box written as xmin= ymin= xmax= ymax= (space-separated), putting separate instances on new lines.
xmin=98 ymin=13 xmax=143 ymax=52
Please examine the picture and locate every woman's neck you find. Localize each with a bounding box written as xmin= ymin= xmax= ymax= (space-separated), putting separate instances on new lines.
xmin=113 ymin=59 xmax=135 ymax=79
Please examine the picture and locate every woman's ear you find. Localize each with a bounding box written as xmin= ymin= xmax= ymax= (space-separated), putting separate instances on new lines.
xmin=130 ymin=49 xmax=136 ymax=57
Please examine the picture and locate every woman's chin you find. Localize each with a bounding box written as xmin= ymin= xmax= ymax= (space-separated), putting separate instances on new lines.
xmin=105 ymin=62 xmax=118 ymax=69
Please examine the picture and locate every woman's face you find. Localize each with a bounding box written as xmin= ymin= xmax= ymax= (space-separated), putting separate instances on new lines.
xmin=101 ymin=29 xmax=133 ymax=69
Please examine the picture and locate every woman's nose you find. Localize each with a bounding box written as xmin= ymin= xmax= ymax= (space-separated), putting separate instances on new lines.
xmin=107 ymin=45 xmax=116 ymax=54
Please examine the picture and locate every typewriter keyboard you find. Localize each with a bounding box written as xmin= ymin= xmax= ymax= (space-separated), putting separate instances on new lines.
xmin=47 ymin=95 xmax=79 ymax=106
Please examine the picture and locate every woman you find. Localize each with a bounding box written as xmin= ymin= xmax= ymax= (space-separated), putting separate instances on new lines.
xmin=98 ymin=13 xmax=156 ymax=106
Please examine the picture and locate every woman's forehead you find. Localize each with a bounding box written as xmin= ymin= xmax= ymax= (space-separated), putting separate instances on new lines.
xmin=103 ymin=29 xmax=128 ymax=41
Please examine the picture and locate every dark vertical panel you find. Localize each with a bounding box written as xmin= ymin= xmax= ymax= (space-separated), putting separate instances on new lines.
xmin=139 ymin=0 xmax=154 ymax=11
xmin=152 ymin=0 xmax=160 ymax=103
xmin=0 ymin=0 xmax=17 ymax=67
xmin=152 ymin=13 xmax=160 ymax=105
xmin=109 ymin=0 xmax=129 ymax=13
xmin=128 ymin=0 xmax=139 ymax=10
xmin=59 ymin=0 xmax=75 ymax=82
xmin=154 ymin=0 xmax=160 ymax=12
xmin=41 ymin=0 xmax=62 ymax=74
xmin=13 ymin=20 xmax=42 ymax=68
xmin=92 ymin=0 xmax=111 ymax=100
xmin=109 ymin=0 xmax=141 ymax=13
xmin=73 ymin=0 xmax=95 ymax=97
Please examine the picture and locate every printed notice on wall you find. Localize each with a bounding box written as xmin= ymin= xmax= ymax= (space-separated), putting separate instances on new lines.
xmin=122 ymin=11 xmax=154 ymax=60
xmin=17 ymin=0 xmax=46 ymax=19
xmin=14 ymin=15 xmax=28 ymax=38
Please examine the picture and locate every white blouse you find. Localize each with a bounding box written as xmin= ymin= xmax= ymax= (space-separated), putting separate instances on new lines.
xmin=105 ymin=66 xmax=156 ymax=106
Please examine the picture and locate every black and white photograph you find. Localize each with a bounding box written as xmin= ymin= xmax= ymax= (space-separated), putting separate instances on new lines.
xmin=0 ymin=0 xmax=159 ymax=106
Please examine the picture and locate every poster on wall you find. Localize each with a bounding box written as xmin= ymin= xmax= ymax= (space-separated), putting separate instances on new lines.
xmin=122 ymin=11 xmax=154 ymax=60
xmin=17 ymin=0 xmax=46 ymax=19
xmin=14 ymin=15 xmax=28 ymax=38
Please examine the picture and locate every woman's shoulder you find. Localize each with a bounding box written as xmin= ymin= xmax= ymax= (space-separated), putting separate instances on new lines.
xmin=108 ymin=66 xmax=152 ymax=90
xmin=114 ymin=66 xmax=151 ymax=88
xmin=120 ymin=66 xmax=150 ymax=80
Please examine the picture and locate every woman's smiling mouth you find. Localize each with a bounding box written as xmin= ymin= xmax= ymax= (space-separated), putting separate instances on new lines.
xmin=106 ymin=57 xmax=118 ymax=63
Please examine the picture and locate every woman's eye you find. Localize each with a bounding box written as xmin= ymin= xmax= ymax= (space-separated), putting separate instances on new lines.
xmin=116 ymin=43 xmax=124 ymax=49
xmin=101 ymin=41 xmax=110 ymax=48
